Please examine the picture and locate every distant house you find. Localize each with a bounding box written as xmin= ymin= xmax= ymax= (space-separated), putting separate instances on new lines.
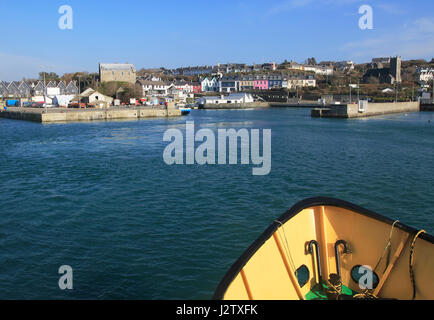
xmin=268 ymin=75 xmax=283 ymax=89
xmin=80 ymin=88 xmax=114 ymax=106
xmin=191 ymin=82 xmax=201 ymax=94
xmin=0 ymin=82 xmax=8 ymax=97
xmin=239 ymin=76 xmax=255 ymax=92
xmin=286 ymin=75 xmax=316 ymax=89
xmin=6 ymin=82 xmax=20 ymax=97
xmin=18 ymin=81 xmax=32 ymax=97
xmin=65 ymin=81 xmax=79 ymax=95
xmin=253 ymin=75 xmax=268 ymax=90
xmin=57 ymin=81 xmax=67 ymax=95
xmin=335 ymin=61 xmax=355 ymax=72
xmin=99 ymin=63 xmax=137 ymax=84
xmin=33 ymin=81 xmax=46 ymax=96
xmin=201 ymin=77 xmax=219 ymax=92
xmin=137 ymin=79 xmax=170 ymax=96
xmin=261 ymin=62 xmax=277 ymax=71
xmin=174 ymin=80 xmax=193 ymax=93
xmin=417 ymin=67 xmax=434 ymax=82
xmin=220 ymin=76 xmax=239 ymax=93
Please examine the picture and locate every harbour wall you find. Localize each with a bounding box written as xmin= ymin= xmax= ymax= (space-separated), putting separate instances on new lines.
xmin=0 ymin=107 xmax=182 ymax=123
xmin=200 ymin=102 xmax=270 ymax=109
xmin=312 ymin=101 xmax=420 ymax=118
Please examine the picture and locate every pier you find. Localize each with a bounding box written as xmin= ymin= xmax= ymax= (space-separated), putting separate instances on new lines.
xmin=0 ymin=106 xmax=182 ymax=123
xmin=421 ymin=103 xmax=434 ymax=112
xmin=312 ymin=101 xmax=420 ymax=118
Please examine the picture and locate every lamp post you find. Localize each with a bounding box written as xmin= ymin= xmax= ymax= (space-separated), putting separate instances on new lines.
xmin=40 ymin=65 xmax=55 ymax=112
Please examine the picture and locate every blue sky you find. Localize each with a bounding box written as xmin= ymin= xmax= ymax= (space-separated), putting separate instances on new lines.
xmin=1 ymin=0 xmax=434 ymax=81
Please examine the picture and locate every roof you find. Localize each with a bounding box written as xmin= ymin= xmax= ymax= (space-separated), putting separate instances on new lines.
xmin=100 ymin=63 xmax=136 ymax=72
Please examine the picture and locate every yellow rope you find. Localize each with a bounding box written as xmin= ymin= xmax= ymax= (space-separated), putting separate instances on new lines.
xmin=409 ymin=230 xmax=426 ymax=300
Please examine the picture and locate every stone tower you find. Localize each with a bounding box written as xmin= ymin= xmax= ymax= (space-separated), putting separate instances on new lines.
xmin=390 ymin=56 xmax=402 ymax=84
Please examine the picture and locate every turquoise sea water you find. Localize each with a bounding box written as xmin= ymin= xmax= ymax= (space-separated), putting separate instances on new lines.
xmin=0 ymin=108 xmax=433 ymax=300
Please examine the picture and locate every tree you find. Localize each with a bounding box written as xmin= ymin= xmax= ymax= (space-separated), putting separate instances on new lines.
xmin=39 ymin=72 xmax=59 ymax=82
xmin=117 ymin=83 xmax=142 ymax=102
xmin=307 ymin=57 xmax=317 ymax=65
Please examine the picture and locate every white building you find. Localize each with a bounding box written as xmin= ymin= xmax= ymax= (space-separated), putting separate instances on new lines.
xmin=284 ymin=76 xmax=317 ymax=89
xmin=137 ymin=80 xmax=171 ymax=97
xmin=335 ymin=61 xmax=355 ymax=72
xmin=417 ymin=68 xmax=434 ymax=82
xmin=201 ymin=77 xmax=220 ymax=92
xmin=80 ymin=88 xmax=114 ymax=107
xmin=197 ymin=93 xmax=254 ymax=105
xmin=303 ymin=65 xmax=334 ymax=76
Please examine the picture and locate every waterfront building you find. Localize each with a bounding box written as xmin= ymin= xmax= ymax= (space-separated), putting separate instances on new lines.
xmin=219 ymin=76 xmax=239 ymax=93
xmin=65 ymin=81 xmax=79 ymax=95
xmin=0 ymin=80 xmax=78 ymax=98
xmin=57 ymin=81 xmax=67 ymax=95
xmin=18 ymin=81 xmax=32 ymax=97
xmin=33 ymin=81 xmax=46 ymax=96
xmin=201 ymin=77 xmax=219 ymax=92
xmin=99 ymin=63 xmax=137 ymax=84
xmin=286 ymin=75 xmax=316 ymax=89
xmin=191 ymin=82 xmax=202 ymax=94
xmin=197 ymin=93 xmax=254 ymax=105
xmin=137 ymin=79 xmax=170 ymax=97
xmin=268 ymin=75 xmax=283 ymax=89
xmin=174 ymin=80 xmax=193 ymax=93
xmin=6 ymin=82 xmax=20 ymax=97
xmin=80 ymin=88 xmax=114 ymax=106
xmin=0 ymin=82 xmax=8 ymax=97
xmin=253 ymin=75 xmax=268 ymax=90
xmin=239 ymin=76 xmax=255 ymax=92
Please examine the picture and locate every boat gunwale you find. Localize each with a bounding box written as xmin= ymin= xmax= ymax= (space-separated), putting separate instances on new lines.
xmin=212 ymin=196 xmax=434 ymax=300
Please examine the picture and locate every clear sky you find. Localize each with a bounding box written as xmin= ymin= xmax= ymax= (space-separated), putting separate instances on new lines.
xmin=1 ymin=0 xmax=433 ymax=81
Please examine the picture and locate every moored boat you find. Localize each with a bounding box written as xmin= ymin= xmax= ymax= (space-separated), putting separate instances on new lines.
xmin=214 ymin=197 xmax=434 ymax=300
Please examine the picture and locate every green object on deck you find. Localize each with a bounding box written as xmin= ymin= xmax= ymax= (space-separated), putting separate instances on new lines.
xmin=305 ymin=283 xmax=358 ymax=300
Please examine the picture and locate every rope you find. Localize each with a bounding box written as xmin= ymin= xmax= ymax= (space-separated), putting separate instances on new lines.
xmin=351 ymin=221 xmax=399 ymax=300
xmin=353 ymin=290 xmax=379 ymax=300
xmin=325 ymin=280 xmax=342 ymax=300
xmin=274 ymin=221 xmax=297 ymax=275
xmin=409 ymin=230 xmax=426 ymax=300
xmin=373 ymin=220 xmax=399 ymax=274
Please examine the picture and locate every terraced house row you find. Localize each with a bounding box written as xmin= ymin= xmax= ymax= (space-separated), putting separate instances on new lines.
xmin=201 ymin=74 xmax=317 ymax=93
xmin=0 ymin=80 xmax=78 ymax=98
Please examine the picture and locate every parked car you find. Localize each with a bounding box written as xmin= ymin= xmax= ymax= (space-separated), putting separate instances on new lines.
xmin=26 ymin=102 xmax=45 ymax=108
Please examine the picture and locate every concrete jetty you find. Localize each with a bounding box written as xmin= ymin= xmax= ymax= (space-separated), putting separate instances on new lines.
xmin=312 ymin=101 xmax=420 ymax=118
xmin=0 ymin=106 xmax=182 ymax=123
xmin=199 ymin=102 xmax=270 ymax=109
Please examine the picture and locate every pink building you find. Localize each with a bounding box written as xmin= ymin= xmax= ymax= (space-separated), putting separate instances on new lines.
xmin=254 ymin=78 xmax=268 ymax=90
